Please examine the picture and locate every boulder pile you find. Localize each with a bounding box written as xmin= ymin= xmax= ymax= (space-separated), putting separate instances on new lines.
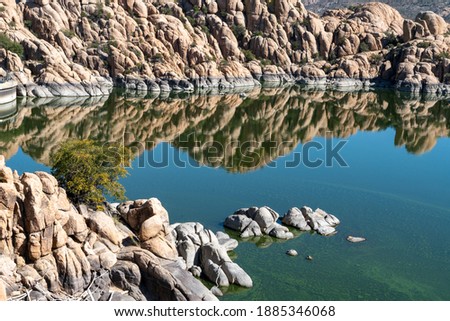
xmin=225 ymin=205 xmax=340 ymax=238
xmin=225 ymin=206 xmax=294 ymax=239
xmin=0 ymin=156 xmax=250 ymax=301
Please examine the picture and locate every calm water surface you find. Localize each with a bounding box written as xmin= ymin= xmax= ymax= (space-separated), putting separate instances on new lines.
xmin=1 ymin=87 xmax=449 ymax=300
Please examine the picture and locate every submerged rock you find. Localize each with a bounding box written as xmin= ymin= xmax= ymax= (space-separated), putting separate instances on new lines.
xmin=286 ymin=249 xmax=298 ymax=256
xmin=347 ymin=236 xmax=366 ymax=243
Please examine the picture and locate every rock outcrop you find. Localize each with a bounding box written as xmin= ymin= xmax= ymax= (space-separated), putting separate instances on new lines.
xmin=225 ymin=206 xmax=294 ymax=239
xmin=0 ymin=157 xmax=250 ymax=300
xmin=282 ymin=206 xmax=340 ymax=235
xmin=302 ymin=0 xmax=450 ymax=23
xmin=0 ymin=1 xmax=449 ymax=96
xmin=172 ymin=222 xmax=252 ymax=288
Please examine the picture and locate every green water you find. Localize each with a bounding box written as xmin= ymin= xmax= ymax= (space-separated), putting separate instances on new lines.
xmin=1 ymin=87 xmax=450 ymax=300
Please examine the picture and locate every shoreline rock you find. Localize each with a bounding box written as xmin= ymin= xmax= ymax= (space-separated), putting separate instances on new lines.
xmin=225 ymin=206 xmax=294 ymax=240
xmin=10 ymin=74 xmax=450 ymax=98
xmin=0 ymin=156 xmax=252 ymax=301
xmin=1 ymin=1 xmax=449 ymax=98
xmin=171 ymin=222 xmax=252 ymax=288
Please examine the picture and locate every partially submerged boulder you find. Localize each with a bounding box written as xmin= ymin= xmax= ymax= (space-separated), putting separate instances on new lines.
xmin=225 ymin=206 xmax=294 ymax=240
xmin=283 ymin=206 xmax=340 ymax=236
xmin=172 ymin=222 xmax=252 ymax=288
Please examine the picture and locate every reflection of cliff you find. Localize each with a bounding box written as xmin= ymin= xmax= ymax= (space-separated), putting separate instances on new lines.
xmin=174 ymin=87 xmax=450 ymax=171
xmin=0 ymin=88 xmax=449 ymax=172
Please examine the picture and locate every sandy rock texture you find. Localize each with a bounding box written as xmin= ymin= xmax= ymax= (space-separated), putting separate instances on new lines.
xmin=0 ymin=157 xmax=250 ymax=300
xmin=0 ymin=1 xmax=449 ymax=96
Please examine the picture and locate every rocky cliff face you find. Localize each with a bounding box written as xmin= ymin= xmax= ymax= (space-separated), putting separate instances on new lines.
xmin=0 ymin=157 xmax=251 ymax=300
xmin=0 ymin=1 xmax=449 ymax=96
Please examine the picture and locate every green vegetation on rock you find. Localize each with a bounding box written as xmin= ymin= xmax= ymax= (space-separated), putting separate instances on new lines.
xmin=51 ymin=139 xmax=131 ymax=206
xmin=0 ymin=34 xmax=24 ymax=58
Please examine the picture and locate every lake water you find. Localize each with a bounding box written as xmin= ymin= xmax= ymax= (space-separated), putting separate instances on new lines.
xmin=1 ymin=87 xmax=450 ymax=300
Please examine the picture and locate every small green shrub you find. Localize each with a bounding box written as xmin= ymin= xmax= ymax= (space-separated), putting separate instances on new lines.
xmin=231 ymin=24 xmax=246 ymax=41
xmin=108 ymin=40 xmax=118 ymax=47
xmin=201 ymin=25 xmax=210 ymax=36
xmin=260 ymin=58 xmax=271 ymax=66
xmin=51 ymin=139 xmax=131 ymax=207
xmin=417 ymin=41 xmax=432 ymax=48
xmin=370 ymin=53 xmax=383 ymax=64
xmin=186 ymin=15 xmax=195 ymax=26
xmin=436 ymin=51 xmax=450 ymax=60
xmin=0 ymin=34 xmax=24 ymax=58
xmin=300 ymin=18 xmax=311 ymax=29
xmin=253 ymin=31 xmax=264 ymax=37
xmin=62 ymin=29 xmax=76 ymax=38
xmin=24 ymin=20 xmax=33 ymax=29
xmin=444 ymin=73 xmax=450 ymax=84
xmin=348 ymin=4 xmax=362 ymax=11
xmin=384 ymin=32 xmax=399 ymax=47
xmin=218 ymin=11 xmax=227 ymax=20
xmin=131 ymin=47 xmax=143 ymax=59
xmin=160 ymin=6 xmax=174 ymax=15
xmin=242 ymin=49 xmax=256 ymax=61
xmin=151 ymin=53 xmax=163 ymax=63
xmin=359 ymin=42 xmax=370 ymax=53
xmin=94 ymin=1 xmax=104 ymax=18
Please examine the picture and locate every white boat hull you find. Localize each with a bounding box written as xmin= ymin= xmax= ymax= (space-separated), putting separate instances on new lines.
xmin=0 ymin=80 xmax=17 ymax=104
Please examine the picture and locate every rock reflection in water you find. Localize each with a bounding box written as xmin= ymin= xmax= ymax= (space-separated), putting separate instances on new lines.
xmin=0 ymin=87 xmax=449 ymax=172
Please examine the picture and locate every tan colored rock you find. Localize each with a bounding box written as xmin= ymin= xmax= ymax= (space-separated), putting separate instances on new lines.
xmin=40 ymin=224 xmax=53 ymax=257
xmin=99 ymin=250 xmax=117 ymax=269
xmin=121 ymin=198 xmax=169 ymax=230
xmin=0 ymin=157 xmax=14 ymax=185
xmin=21 ymin=173 xmax=57 ymax=233
xmin=0 ymin=255 xmax=16 ymax=277
xmin=87 ymin=211 xmax=122 ymax=246
xmin=141 ymin=234 xmax=177 ymax=260
xmin=53 ymin=221 xmax=68 ymax=249
xmin=28 ymin=232 xmax=42 ymax=261
xmin=0 ymin=280 xmax=6 ymax=301
xmin=351 ymin=2 xmax=404 ymax=35
xmin=308 ymin=16 xmax=325 ymax=36
xmin=139 ymin=215 xmax=163 ymax=242
xmin=35 ymin=172 xmax=58 ymax=195
xmin=0 ymin=183 xmax=17 ymax=211
xmin=63 ymin=208 xmax=88 ymax=241
xmin=53 ymin=245 xmax=89 ymax=294
xmin=416 ymin=12 xmax=447 ymax=36
xmin=34 ymin=255 xmax=60 ymax=292
xmin=318 ymin=31 xmax=333 ymax=58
